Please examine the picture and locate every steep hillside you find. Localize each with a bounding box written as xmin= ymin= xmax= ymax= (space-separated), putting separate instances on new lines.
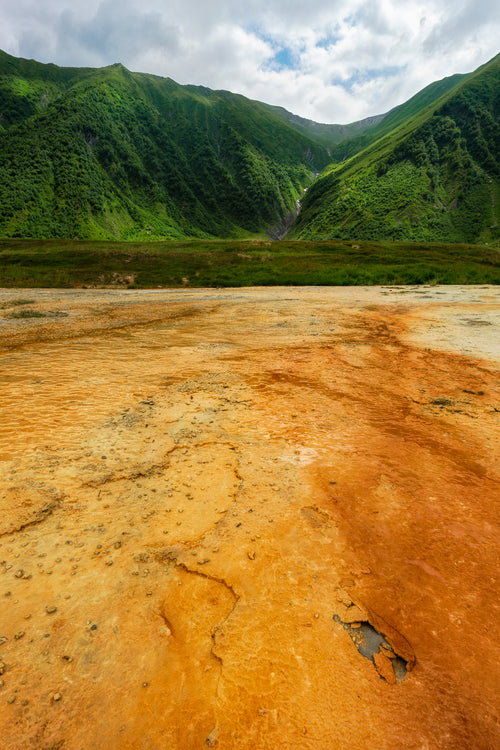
xmin=262 ymin=73 xmax=467 ymax=155
xmin=293 ymin=54 xmax=500 ymax=244
xmin=328 ymin=73 xmax=469 ymax=162
xmin=0 ymin=52 xmax=330 ymax=240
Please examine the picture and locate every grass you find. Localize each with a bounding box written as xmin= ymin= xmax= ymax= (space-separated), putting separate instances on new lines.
xmin=6 ymin=308 xmax=46 ymax=318
xmin=0 ymin=238 xmax=499 ymax=288
xmin=0 ymin=297 xmax=35 ymax=307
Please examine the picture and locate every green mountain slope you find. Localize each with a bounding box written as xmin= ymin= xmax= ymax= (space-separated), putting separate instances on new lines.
xmin=0 ymin=51 xmax=330 ymax=240
xmin=293 ymin=53 xmax=500 ymax=244
xmin=259 ymin=105 xmax=386 ymax=148
xmin=262 ymin=73 xmax=467 ymax=155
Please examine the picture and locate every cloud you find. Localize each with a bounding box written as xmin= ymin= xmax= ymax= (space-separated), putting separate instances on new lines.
xmin=0 ymin=0 xmax=498 ymax=122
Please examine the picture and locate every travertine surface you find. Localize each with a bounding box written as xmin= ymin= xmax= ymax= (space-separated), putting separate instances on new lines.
xmin=0 ymin=286 xmax=499 ymax=749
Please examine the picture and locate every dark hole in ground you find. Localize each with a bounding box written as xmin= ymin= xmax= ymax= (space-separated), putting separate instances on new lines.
xmin=333 ymin=615 xmax=408 ymax=683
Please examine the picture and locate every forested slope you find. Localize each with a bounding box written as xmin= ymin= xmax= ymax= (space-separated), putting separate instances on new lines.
xmin=0 ymin=51 xmax=329 ymax=239
xmin=293 ymin=54 xmax=500 ymax=244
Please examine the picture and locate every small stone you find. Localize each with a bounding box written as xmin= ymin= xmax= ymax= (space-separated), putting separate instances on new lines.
xmin=14 ymin=570 xmax=24 ymax=579
xmin=114 ymin=541 xmax=122 ymax=549
xmin=350 ymin=622 xmax=362 ymax=629
xmin=7 ymin=695 xmax=16 ymax=704
xmin=197 ymin=559 xmax=210 ymax=565
xmin=343 ymin=604 xmax=367 ymax=624
xmin=336 ymin=590 xmax=353 ymax=607
xmin=45 ymin=606 xmax=57 ymax=614
xmin=205 ymin=727 xmax=219 ymax=747
xmin=247 ymin=550 xmax=256 ymax=560
xmin=373 ymin=651 xmax=396 ymax=684
xmin=52 ymin=693 xmax=62 ymax=702
xmin=14 ymin=631 xmax=25 ymax=640
xmin=142 ymin=682 xmax=148 ymax=687
xmin=105 ymin=560 xmax=113 ymax=566
xmin=0 ymin=662 xmax=5 ymax=675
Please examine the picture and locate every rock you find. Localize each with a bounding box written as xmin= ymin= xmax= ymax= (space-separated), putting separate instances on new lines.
xmin=336 ymin=589 xmax=353 ymax=607
xmin=7 ymin=695 xmax=16 ymax=704
xmin=373 ymin=651 xmax=396 ymax=684
xmin=205 ymin=727 xmax=219 ymax=747
xmin=52 ymin=693 xmax=62 ymax=702
xmin=45 ymin=606 xmax=57 ymax=614
xmin=0 ymin=662 xmax=5 ymax=675
xmin=247 ymin=550 xmax=256 ymax=560
xmin=14 ymin=631 xmax=25 ymax=640
xmin=343 ymin=605 xmax=367 ymax=624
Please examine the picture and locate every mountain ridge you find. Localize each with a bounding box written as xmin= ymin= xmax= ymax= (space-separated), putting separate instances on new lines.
xmin=0 ymin=49 xmax=499 ymax=244
xmin=292 ymin=52 xmax=500 ymax=245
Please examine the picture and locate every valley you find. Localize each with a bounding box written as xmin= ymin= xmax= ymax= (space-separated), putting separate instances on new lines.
xmin=1 ymin=49 xmax=499 ymax=246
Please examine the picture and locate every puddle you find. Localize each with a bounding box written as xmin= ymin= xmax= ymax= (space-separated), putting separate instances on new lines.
xmin=333 ymin=615 xmax=408 ymax=684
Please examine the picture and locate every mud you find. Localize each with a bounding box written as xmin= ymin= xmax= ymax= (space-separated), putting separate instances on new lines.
xmin=0 ymin=285 xmax=499 ymax=749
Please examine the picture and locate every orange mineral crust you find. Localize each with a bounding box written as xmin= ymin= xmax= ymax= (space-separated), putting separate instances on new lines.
xmin=0 ymin=285 xmax=499 ymax=749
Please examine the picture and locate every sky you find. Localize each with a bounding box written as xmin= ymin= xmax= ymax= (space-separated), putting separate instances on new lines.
xmin=1 ymin=0 xmax=499 ymax=124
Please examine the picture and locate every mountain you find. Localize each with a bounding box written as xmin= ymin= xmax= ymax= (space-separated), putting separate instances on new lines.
xmin=324 ymin=73 xmax=469 ymax=162
xmin=0 ymin=50 xmax=330 ymax=240
xmin=259 ymin=105 xmax=386 ymax=149
xmin=293 ymin=54 xmax=500 ymax=244
xmin=0 ymin=50 xmax=499 ymax=244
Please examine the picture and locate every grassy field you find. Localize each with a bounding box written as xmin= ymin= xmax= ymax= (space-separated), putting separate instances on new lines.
xmin=0 ymin=238 xmax=499 ymax=288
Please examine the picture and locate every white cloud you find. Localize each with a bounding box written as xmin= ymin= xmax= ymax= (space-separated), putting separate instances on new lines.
xmin=0 ymin=0 xmax=498 ymax=122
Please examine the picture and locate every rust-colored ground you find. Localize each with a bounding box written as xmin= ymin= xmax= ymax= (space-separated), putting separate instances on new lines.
xmin=0 ymin=286 xmax=499 ymax=749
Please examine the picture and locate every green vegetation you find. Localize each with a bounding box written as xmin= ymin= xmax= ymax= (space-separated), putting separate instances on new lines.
xmin=6 ymin=308 xmax=46 ymax=318
xmin=325 ymin=73 xmax=469 ymax=161
xmin=0 ymin=48 xmax=499 ymax=256
xmin=294 ymin=53 xmax=500 ymax=245
xmin=1 ymin=239 xmax=498 ymax=288
xmin=0 ymin=51 xmax=329 ymax=241
xmin=0 ymin=297 xmax=35 ymax=306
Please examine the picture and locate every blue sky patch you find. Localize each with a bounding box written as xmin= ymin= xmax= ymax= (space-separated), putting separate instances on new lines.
xmin=316 ymin=33 xmax=341 ymax=50
xmin=271 ymin=46 xmax=296 ymax=70
xmin=247 ymin=26 xmax=300 ymax=71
